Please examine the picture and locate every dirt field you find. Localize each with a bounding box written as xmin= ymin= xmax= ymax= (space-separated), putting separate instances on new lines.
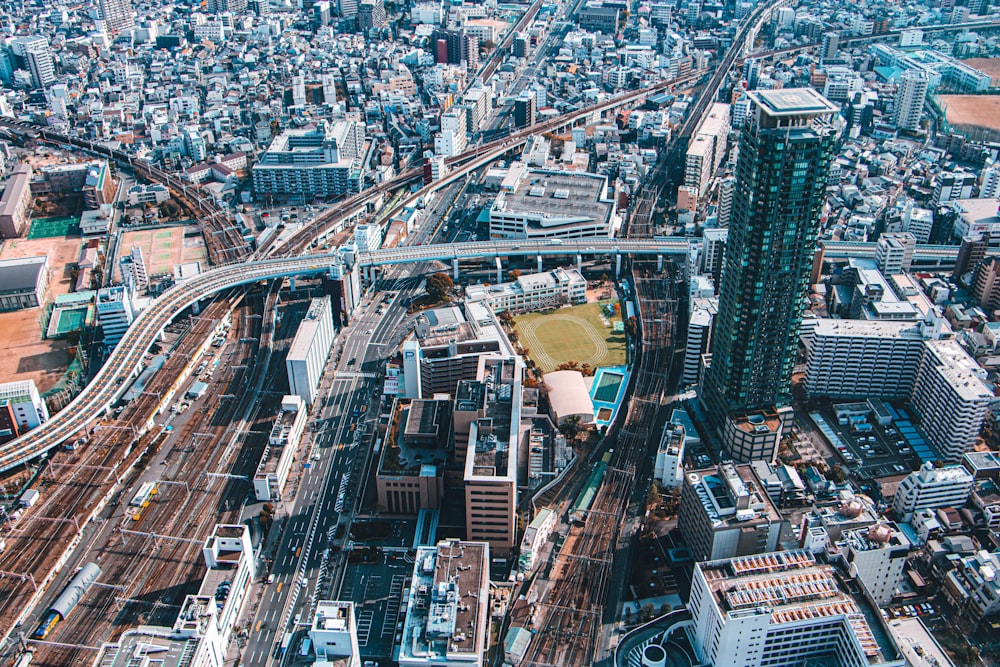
xmin=939 ymin=94 xmax=1000 ymax=133
xmin=115 ymin=226 xmax=207 ymax=283
xmin=0 ymin=236 xmax=84 ymax=393
xmin=962 ymin=58 xmax=1000 ymax=86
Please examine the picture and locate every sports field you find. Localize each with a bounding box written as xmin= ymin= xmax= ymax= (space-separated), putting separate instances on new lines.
xmin=514 ymin=301 xmax=627 ymax=373
xmin=28 ymin=216 xmax=80 ymax=239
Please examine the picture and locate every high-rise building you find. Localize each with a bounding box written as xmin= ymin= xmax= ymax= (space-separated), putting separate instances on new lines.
xmin=430 ymin=29 xmax=478 ymax=69
xmin=286 ymin=296 xmax=335 ymax=405
xmin=513 ymin=91 xmax=536 ymax=129
xmin=357 ymin=0 xmax=387 ymax=30
xmin=703 ymin=89 xmax=838 ymax=430
xmin=99 ymin=0 xmax=136 ymax=35
xmin=820 ymin=31 xmax=840 ymax=61
xmin=892 ymin=69 xmax=928 ymax=132
xmin=892 ymin=462 xmax=974 ymax=521
xmin=19 ymin=37 xmax=55 ymax=89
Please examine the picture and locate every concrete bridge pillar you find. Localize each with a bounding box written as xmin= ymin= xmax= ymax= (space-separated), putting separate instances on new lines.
xmin=577 ymin=254 xmax=582 ymax=273
xmin=496 ymin=257 xmax=503 ymax=284
xmin=615 ymin=253 xmax=622 ymax=277
xmin=537 ymin=255 xmax=543 ymax=273
xmin=658 ymin=254 xmax=664 ymax=272
xmin=289 ymin=277 xmax=296 ymax=291
xmin=453 ymin=258 xmax=460 ymax=281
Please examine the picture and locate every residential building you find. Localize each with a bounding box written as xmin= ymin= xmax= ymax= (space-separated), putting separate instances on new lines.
xmin=702 ymin=89 xmax=838 ymax=427
xmin=252 ymin=121 xmax=366 ymax=200
xmin=892 ymin=69 xmax=927 ymax=132
xmin=682 ymin=298 xmax=716 ymax=386
xmin=19 ymin=37 xmax=55 ymax=89
xmin=685 ymin=103 xmax=730 ymax=196
xmin=431 ymin=29 xmax=478 ymax=69
xmin=354 ymin=223 xmax=383 ymax=252
xmin=99 ymin=0 xmax=136 ymax=35
xmin=892 ymin=463 xmax=974 ymax=521
xmin=933 ymin=171 xmax=977 ymax=206
xmin=488 ymin=169 xmax=617 ymax=240
xmin=399 ymin=540 xmax=490 ymax=667
xmin=0 ymin=380 xmax=49 ymax=430
xmin=83 ymin=161 xmax=116 ymax=209
xmin=689 ymin=550 xmax=901 ymax=667
xmin=0 ymin=163 xmax=33 ymax=239
xmin=837 ymin=523 xmax=911 ymax=605
xmin=286 ymin=296 xmax=335 ymax=405
xmin=653 ymin=420 xmax=685 ymax=489
xmin=310 ymin=601 xmax=362 ymax=666
xmin=465 ymin=268 xmax=586 ymax=314
xmin=971 ymin=256 xmax=1000 ymax=310
xmin=513 ymin=92 xmax=535 ymax=129
xmin=678 ymin=462 xmax=786 ymax=562
xmin=0 ymin=255 xmax=48 ymax=311
xmin=253 ymin=396 xmax=307 ymax=501
xmin=358 ymin=0 xmax=387 ymax=30
xmin=875 ymin=233 xmax=916 ymax=275
xmin=911 ymin=339 xmax=991 ymax=461
xmin=518 ymin=508 xmax=556 ymax=573
xmin=942 ymin=550 xmax=1000 ymax=621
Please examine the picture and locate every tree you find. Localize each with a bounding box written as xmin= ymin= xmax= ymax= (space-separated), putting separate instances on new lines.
xmin=624 ymin=315 xmax=638 ymax=338
xmin=507 ymin=269 xmax=522 ymax=281
xmin=426 ymin=272 xmax=454 ymax=302
xmin=646 ymin=480 xmax=662 ymax=510
xmin=558 ymin=415 xmax=583 ymax=441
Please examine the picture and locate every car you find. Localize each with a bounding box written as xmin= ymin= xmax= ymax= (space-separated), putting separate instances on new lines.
xmin=267 ymin=574 xmax=275 ymax=584
xmin=348 ymin=357 xmax=356 ymax=366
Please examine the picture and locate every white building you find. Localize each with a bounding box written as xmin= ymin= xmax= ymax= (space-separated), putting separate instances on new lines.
xmin=96 ymin=284 xmax=137 ymax=349
xmin=286 ymin=296 xmax=335 ymax=405
xmin=683 ymin=298 xmax=716 ymax=386
xmin=943 ymin=550 xmax=1000 ymax=620
xmin=354 ymin=223 xmax=383 ymax=252
xmin=685 ymin=103 xmax=730 ymax=196
xmin=488 ymin=169 xmax=617 ymax=240
xmin=253 ymin=395 xmax=307 ymax=501
xmin=252 ymin=120 xmax=366 ymax=200
xmin=875 ymin=233 xmax=916 ymax=275
xmin=911 ymin=339 xmax=992 ymax=461
xmin=399 ymin=540 xmax=490 ymax=667
xmin=0 ymin=379 xmax=49 ymax=430
xmin=310 ymin=601 xmax=362 ymax=666
xmin=518 ymin=507 xmax=556 ymax=573
xmin=837 ymin=523 xmax=911 ymax=605
xmin=434 ymin=109 xmax=468 ymax=158
xmin=892 ymin=463 xmax=974 ymax=521
xmin=465 ymin=267 xmax=586 ymax=314
xmin=892 ymin=69 xmax=927 ymax=132
xmin=689 ymin=550 xmax=902 ymax=667
xmin=654 ymin=420 xmax=685 ymax=489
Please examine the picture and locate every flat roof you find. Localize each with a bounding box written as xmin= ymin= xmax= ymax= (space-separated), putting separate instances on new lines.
xmin=748 ymin=88 xmax=840 ymax=117
xmin=0 ymin=255 xmax=47 ymax=294
xmin=0 ymin=163 xmax=32 ymax=218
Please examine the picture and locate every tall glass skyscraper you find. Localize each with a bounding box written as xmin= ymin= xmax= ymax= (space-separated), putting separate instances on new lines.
xmin=704 ymin=89 xmax=839 ymax=422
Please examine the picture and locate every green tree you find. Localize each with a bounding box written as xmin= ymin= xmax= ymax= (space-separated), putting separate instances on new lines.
xmin=507 ymin=269 xmax=522 ymax=281
xmin=426 ymin=272 xmax=454 ymax=302
xmin=558 ymin=415 xmax=583 ymax=441
xmin=624 ymin=315 xmax=638 ymax=338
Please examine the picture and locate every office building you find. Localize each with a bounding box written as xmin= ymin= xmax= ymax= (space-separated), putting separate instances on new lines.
xmin=0 ymin=163 xmax=33 ymax=239
xmin=722 ymin=408 xmax=785 ymax=464
xmin=488 ymin=168 xmax=617 ymax=240
xmin=354 ymin=223 xmax=383 ymax=252
xmin=96 ymin=284 xmax=136 ymax=348
xmin=357 ymin=0 xmax=387 ymax=30
xmin=462 ymin=358 xmax=520 ymax=555
xmin=431 ymin=29 xmax=478 ymax=69
xmin=892 ymin=463 xmax=974 ymax=521
xmin=252 ymin=120 xmax=366 ymax=200
xmin=376 ymin=397 xmax=450 ymax=513
xmin=0 ymin=255 xmax=48 ymax=312
xmin=310 ymin=601 xmax=362 ymax=665
xmin=821 ymin=31 xmax=840 ymax=61
xmin=689 ymin=550 xmax=900 ymax=667
xmin=892 ymin=69 xmax=927 ymax=132
xmin=911 ymin=339 xmax=991 ymax=461
xmin=654 ymin=420 xmax=685 ymax=489
xmin=683 ymin=298 xmax=717 ymax=386
xmin=577 ymin=3 xmax=620 ymax=32
xmin=286 ymin=296 xmax=335 ymax=405
xmin=837 ymin=523 xmax=911 ymax=605
xmin=400 ymin=540 xmax=490 ymax=667
xmin=703 ymin=89 xmax=838 ymax=432
xmin=0 ymin=380 xmax=49 ymax=431
xmin=99 ymin=0 xmax=136 ymax=35
xmin=82 ymin=161 xmax=116 ymax=209
xmin=678 ymin=462 xmax=786 ymax=562
xmin=253 ymin=396 xmax=307 ymax=501
xmin=465 ymin=267 xmax=586 ymax=314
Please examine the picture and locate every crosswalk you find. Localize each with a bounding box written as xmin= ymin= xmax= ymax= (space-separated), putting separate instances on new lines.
xmin=335 ymin=371 xmax=377 ymax=379
xmin=356 ymin=609 xmax=374 ymax=647
xmin=381 ymin=575 xmax=408 ymax=638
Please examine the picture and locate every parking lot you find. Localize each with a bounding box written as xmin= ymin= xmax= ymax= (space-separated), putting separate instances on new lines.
xmin=337 ymin=552 xmax=413 ymax=661
xmin=809 ymin=402 xmax=922 ymax=479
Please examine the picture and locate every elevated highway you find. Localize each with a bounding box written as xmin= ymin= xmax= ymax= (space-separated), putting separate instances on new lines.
xmin=0 ymin=235 xmax=963 ymax=471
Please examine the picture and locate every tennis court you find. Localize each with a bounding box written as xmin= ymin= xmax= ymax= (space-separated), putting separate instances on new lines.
xmin=592 ymin=370 xmax=625 ymax=403
xmin=28 ymin=216 xmax=81 ymax=239
xmin=46 ymin=305 xmax=89 ymax=338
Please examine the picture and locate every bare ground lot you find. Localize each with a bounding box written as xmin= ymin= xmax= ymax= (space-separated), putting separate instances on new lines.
xmin=0 ymin=236 xmax=83 ymax=392
xmin=939 ymin=94 xmax=1000 ymax=133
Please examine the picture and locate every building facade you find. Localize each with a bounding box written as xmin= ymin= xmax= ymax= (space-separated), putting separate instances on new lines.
xmin=286 ymin=296 xmax=335 ymax=405
xmin=892 ymin=463 xmax=974 ymax=521
xmin=703 ymin=89 xmax=838 ymax=423
xmin=252 ymin=121 xmax=366 ymax=200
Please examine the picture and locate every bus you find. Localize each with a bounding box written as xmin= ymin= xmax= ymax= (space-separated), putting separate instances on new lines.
xmin=279 ymin=632 xmax=292 ymax=655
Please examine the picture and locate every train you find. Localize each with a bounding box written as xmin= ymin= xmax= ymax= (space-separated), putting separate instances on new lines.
xmin=32 ymin=562 xmax=101 ymax=639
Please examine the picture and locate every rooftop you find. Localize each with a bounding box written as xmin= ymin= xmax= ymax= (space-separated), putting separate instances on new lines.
xmin=0 ymin=255 xmax=47 ymax=294
xmin=748 ymin=88 xmax=840 ymax=117
xmin=466 ymin=358 xmax=519 ymax=482
xmin=492 ymin=169 xmax=613 ymax=229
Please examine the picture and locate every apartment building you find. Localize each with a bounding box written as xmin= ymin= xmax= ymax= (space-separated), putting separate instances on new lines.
xmin=678 ymin=462 xmax=786 ymax=562
xmin=310 ymin=601 xmax=362 ymax=666
xmin=0 ymin=164 xmax=33 ymax=239
xmin=253 ymin=396 xmax=307 ymax=501
xmin=689 ymin=550 xmax=902 ymax=667
xmin=684 ymin=103 xmax=731 ymax=196
xmin=892 ymin=463 xmax=974 ymax=521
xmin=875 ymin=233 xmax=916 ymax=275
xmin=942 ymin=549 xmax=1000 ymax=620
xmin=0 ymin=380 xmax=49 ymax=431
xmin=252 ymin=120 xmax=366 ymax=200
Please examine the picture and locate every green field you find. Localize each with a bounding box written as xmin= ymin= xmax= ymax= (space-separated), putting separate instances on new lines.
xmin=514 ymin=301 xmax=627 ymax=373
xmin=28 ymin=216 xmax=80 ymax=239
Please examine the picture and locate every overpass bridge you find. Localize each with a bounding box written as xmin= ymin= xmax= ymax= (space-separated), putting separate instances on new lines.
xmin=0 ymin=235 xmax=965 ymax=472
